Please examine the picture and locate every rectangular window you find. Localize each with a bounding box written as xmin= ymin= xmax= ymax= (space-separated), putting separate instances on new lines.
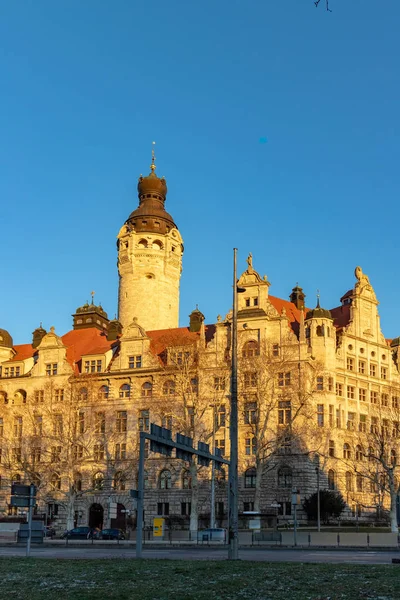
xmin=328 ymin=440 xmax=335 ymax=457
xmin=347 ymin=357 xmax=354 ymax=371
xmin=253 ymin=297 xmax=258 ymax=306
xmin=393 ymin=396 xmax=399 ymax=409
xmin=51 ymin=446 xmax=62 ymax=462
xmin=329 ymin=405 xmax=334 ymax=427
xmin=244 ymin=401 xmax=257 ymax=425
xmin=347 ymin=386 xmax=355 ymax=400
xmin=317 ymin=404 xmax=324 ymax=427
xmin=34 ymin=416 xmax=43 ymax=437
xmin=393 ymin=422 xmax=400 ymax=438
xmin=328 ymin=377 xmax=334 ymax=392
xmin=370 ymin=391 xmax=378 ymax=404
xmin=0 ymin=418 xmax=3 ymax=437
xmin=336 ymin=383 xmax=343 ymax=397
xmin=214 ymin=377 xmax=225 ymax=391
xmin=31 ymin=447 xmax=41 ymax=464
xmin=181 ymin=502 xmax=191 ymax=516
xmin=115 ymin=442 xmax=126 ymax=460
xmin=116 ymin=410 xmax=127 ymax=433
xmin=77 ymin=412 xmax=85 ymax=434
xmin=358 ymin=360 xmax=365 ymax=374
xmin=244 ymin=501 xmax=255 ymax=512
xmin=12 ymin=447 xmax=21 ymax=462
xmin=188 ymin=407 xmax=195 ymax=429
xmin=13 ymin=416 xmax=23 ymax=438
xmin=316 ymin=377 xmax=324 ymax=391
xmin=34 ymin=390 xmax=44 ymax=403
xmin=272 ymin=344 xmax=279 ymax=357
xmin=336 ymin=409 xmax=341 ymax=429
xmin=95 ymin=412 xmax=106 ymax=434
xmin=53 ymin=414 xmax=63 ymax=436
xmin=245 ymin=437 xmax=256 ymax=456
xmin=72 ymin=444 xmax=83 ymax=460
xmin=370 ymin=417 xmax=378 ymax=434
xmin=359 ymin=414 xmax=367 ymax=433
xmin=4 ymin=366 xmax=21 ymax=378
xmin=96 ymin=360 xmax=102 ymax=372
xmin=128 ymin=355 xmax=142 ymax=369
xmin=46 ymin=363 xmax=58 ymax=376
xmin=381 ymin=367 xmax=387 ymax=380
xmin=216 ymin=405 xmax=226 ymax=428
xmin=359 ymin=388 xmax=366 ymax=402
xmin=54 ymin=389 xmax=64 ymax=402
xmin=244 ymin=372 xmax=257 ymax=388
xmin=93 ymin=444 xmax=105 ymax=461
xmin=157 ymin=502 xmax=169 ymax=516
xmin=245 ymin=298 xmax=250 ymax=307
xmin=162 ymin=415 xmax=173 ymax=430
xmin=370 ymin=364 xmax=376 ymax=377
xmin=278 ymin=372 xmax=291 ymax=387
xmin=278 ymin=400 xmax=291 ymax=425
xmin=382 ymin=419 xmax=389 ymax=437
xmin=215 ymin=438 xmax=225 ymax=456
xmin=138 ymin=410 xmax=149 ymax=432
xmin=347 ymin=412 xmax=355 ymax=430
xmin=381 ymin=393 xmax=389 ymax=407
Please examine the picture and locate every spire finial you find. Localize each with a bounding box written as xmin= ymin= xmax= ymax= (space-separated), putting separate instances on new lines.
xmin=91 ymin=291 xmax=95 ymax=305
xmin=150 ymin=141 xmax=156 ymax=172
xmin=316 ymin=289 xmax=320 ymax=308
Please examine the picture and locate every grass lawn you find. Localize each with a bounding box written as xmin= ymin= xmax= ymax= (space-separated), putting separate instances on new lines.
xmin=1 ymin=558 xmax=399 ymax=600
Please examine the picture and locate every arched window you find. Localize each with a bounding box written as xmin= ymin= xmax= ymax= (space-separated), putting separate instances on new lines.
xmin=182 ymin=470 xmax=191 ymax=489
xmin=119 ymin=384 xmax=131 ymax=398
xmin=138 ymin=239 xmax=148 ymax=248
xmin=345 ymin=471 xmax=353 ymax=492
xmin=242 ymin=341 xmax=259 ymax=358
xmin=93 ymin=472 xmax=104 ymax=491
xmin=278 ymin=466 xmax=292 ymax=488
xmin=355 ymin=445 xmax=363 ymax=461
xmin=244 ymin=467 xmax=256 ymax=489
xmin=316 ymin=325 xmax=324 ymax=337
xmin=113 ymin=471 xmax=126 ymax=491
xmin=141 ymin=382 xmax=152 ymax=397
xmin=98 ymin=385 xmax=109 ymax=400
xmin=343 ymin=443 xmax=351 ymax=459
xmin=152 ymin=240 xmax=163 ymax=250
xmin=74 ymin=472 xmax=82 ymax=492
xmin=356 ymin=474 xmax=363 ymax=492
xmin=79 ymin=387 xmax=88 ymax=402
xmin=50 ymin=472 xmax=61 ymax=490
xmin=159 ymin=469 xmax=172 ymax=489
xmin=163 ymin=380 xmax=175 ymax=396
xmin=328 ymin=469 xmax=336 ymax=490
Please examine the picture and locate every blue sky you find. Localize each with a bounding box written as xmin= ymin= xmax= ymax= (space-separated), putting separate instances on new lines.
xmin=1 ymin=0 xmax=399 ymax=344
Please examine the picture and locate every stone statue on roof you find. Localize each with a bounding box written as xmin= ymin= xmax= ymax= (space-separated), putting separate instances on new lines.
xmin=247 ymin=253 xmax=253 ymax=273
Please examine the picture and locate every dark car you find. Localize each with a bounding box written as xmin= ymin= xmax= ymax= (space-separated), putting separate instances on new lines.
xmin=98 ymin=528 xmax=125 ymax=540
xmin=61 ymin=526 xmax=97 ymax=539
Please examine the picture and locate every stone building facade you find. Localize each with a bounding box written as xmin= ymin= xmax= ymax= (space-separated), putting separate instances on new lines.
xmin=0 ymin=154 xmax=399 ymax=533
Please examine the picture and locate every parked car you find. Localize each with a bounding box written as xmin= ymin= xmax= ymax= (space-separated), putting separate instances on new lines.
xmin=197 ymin=528 xmax=226 ymax=542
xmin=61 ymin=526 xmax=97 ymax=539
xmin=98 ymin=528 xmax=125 ymax=540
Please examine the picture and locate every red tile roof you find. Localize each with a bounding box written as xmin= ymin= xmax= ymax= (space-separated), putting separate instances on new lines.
xmin=61 ymin=328 xmax=116 ymax=373
xmin=10 ymin=344 xmax=37 ymax=362
xmin=147 ymin=326 xmax=216 ymax=362
xmin=329 ymin=304 xmax=351 ymax=330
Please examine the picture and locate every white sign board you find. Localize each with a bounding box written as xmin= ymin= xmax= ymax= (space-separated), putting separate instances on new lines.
xmin=249 ymin=518 xmax=261 ymax=530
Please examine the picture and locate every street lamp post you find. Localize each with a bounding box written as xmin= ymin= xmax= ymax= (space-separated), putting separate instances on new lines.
xmin=314 ymin=453 xmax=321 ymax=532
xmin=210 ymin=404 xmax=216 ymax=529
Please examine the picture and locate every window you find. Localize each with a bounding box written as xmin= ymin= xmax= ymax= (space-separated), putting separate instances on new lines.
xmin=190 ymin=378 xmax=198 ymax=394
xmin=216 ymin=405 xmax=226 ymax=428
xmin=34 ymin=390 xmax=44 ymax=403
xmin=115 ymin=443 xmax=126 ymax=460
xmin=162 ymin=415 xmax=173 ymax=430
xmin=93 ymin=444 xmax=105 ymax=461
xmin=3 ymin=366 xmax=21 ymax=378
xmin=84 ymin=360 xmax=102 ymax=373
xmin=347 ymin=412 xmax=355 ymax=430
xmin=50 ymin=473 xmax=61 ymax=490
xmin=188 ymin=407 xmax=195 ymax=428
xmin=393 ymin=396 xmax=399 ymax=409
xmin=51 ymin=446 xmax=62 ymax=462
xmin=159 ymin=470 xmax=172 ymax=489
xmin=370 ymin=417 xmax=378 ymax=434
xmin=336 ymin=383 xmax=343 ymax=397
xmin=382 ymin=419 xmax=389 ymax=438
xmin=163 ymin=380 xmax=175 ymax=396
xmin=329 ymin=405 xmax=334 ymax=427
xmin=278 ymin=400 xmax=291 ymax=425
xmin=244 ymin=502 xmax=255 ymax=512
xmin=391 ymin=449 xmax=397 ymax=466
xmin=113 ymin=471 xmax=126 ymax=491
xmin=138 ymin=410 xmax=149 ymax=432
xmin=347 ymin=357 xmax=354 ymax=371
xmin=381 ymin=393 xmax=389 ymax=407
xmin=72 ymin=444 xmax=84 ymax=461
xmin=343 ymin=443 xmax=351 ymax=459
xmin=214 ymin=377 xmax=225 ymax=391
xmin=244 ymin=467 xmax=256 ymax=488
xmin=272 ymin=344 xmax=279 ymax=357
xmin=328 ymin=377 xmax=334 ymax=392
xmin=336 ymin=409 xmax=341 ymax=429
xmin=79 ymin=387 xmax=88 ymax=402
xmin=245 ymin=298 xmax=250 ymax=307
xmin=328 ymin=440 xmax=335 ymax=457
xmin=359 ymin=388 xmax=366 ymax=402
xmin=171 ymin=351 xmax=190 ymax=366
xmin=347 ymin=386 xmax=355 ymax=400
xmin=278 ymin=372 xmax=291 ymax=387
xmin=34 ymin=415 xmax=43 ymax=436
xmin=95 ymin=412 xmax=105 ymax=434
xmin=245 ymin=436 xmax=256 ymax=455
xmin=244 ymin=401 xmax=257 ymax=425
xmin=54 ymin=389 xmax=64 ymax=402
xmin=277 ymin=435 xmax=292 ymax=455
xmin=45 ymin=363 xmax=58 ymax=376
xmin=119 ymin=384 xmax=131 ymax=398
xmin=345 ymin=472 xmax=353 ymax=492
xmin=181 ymin=502 xmax=191 ymax=516
xmin=242 ymin=341 xmax=259 ymax=358
xmin=74 ymin=473 xmax=82 ymax=492
xmin=316 ymin=377 xmax=324 ymax=391
xmin=93 ymin=472 xmax=104 ymax=491
xmin=141 ymin=382 xmax=152 ymax=397
xmin=355 ymin=445 xmax=363 ymax=461
xmin=244 ymin=372 xmax=257 ymax=388
xmin=31 ymin=447 xmax=41 ymax=464
xmin=98 ymin=386 xmax=109 ymax=400
xmin=278 ymin=466 xmax=292 ymax=488
xmin=253 ymin=297 xmax=258 ymax=306
xmin=182 ymin=470 xmax=191 ymax=489
xmin=128 ymin=355 xmax=142 ymax=369
xmin=370 ymin=391 xmax=378 ymax=405
xmin=359 ymin=414 xmax=367 ymax=433
xmin=317 ymin=405 xmax=324 ymax=427
xmin=370 ymin=364 xmax=376 ymax=377
xmin=215 ymin=439 xmax=225 ymax=456
xmin=157 ymin=502 xmax=169 ymax=516
xmin=76 ymin=412 xmax=85 ymax=434
xmin=393 ymin=422 xmax=400 ymax=438
xmin=116 ymin=410 xmax=127 ymax=433
xmin=12 ymin=448 xmax=21 ymax=462
xmin=0 ymin=418 xmax=3 ymax=437
xmin=328 ymin=470 xmax=335 ymax=490
xmin=358 ymin=360 xmax=365 ymax=374
xmin=13 ymin=417 xmax=22 ymax=438
xmin=53 ymin=414 xmax=63 ymax=436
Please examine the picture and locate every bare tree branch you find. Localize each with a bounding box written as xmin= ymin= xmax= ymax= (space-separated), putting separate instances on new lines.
xmin=315 ymin=0 xmax=332 ymax=11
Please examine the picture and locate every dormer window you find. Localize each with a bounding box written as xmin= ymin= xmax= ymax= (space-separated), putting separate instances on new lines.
xmin=46 ymin=363 xmax=58 ymax=376
xmin=253 ymin=298 xmax=258 ymax=306
xmin=84 ymin=360 xmax=102 ymax=374
xmin=3 ymin=366 xmax=20 ymax=378
xmin=129 ymin=355 xmax=142 ymax=369
xmin=245 ymin=298 xmax=250 ymax=307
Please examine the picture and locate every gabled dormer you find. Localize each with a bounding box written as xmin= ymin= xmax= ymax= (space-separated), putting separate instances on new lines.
xmin=237 ymin=253 xmax=271 ymax=318
xmin=33 ymin=327 xmax=73 ymax=377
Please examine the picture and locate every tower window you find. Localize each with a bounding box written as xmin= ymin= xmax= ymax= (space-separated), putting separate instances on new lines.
xmin=138 ymin=239 xmax=148 ymax=248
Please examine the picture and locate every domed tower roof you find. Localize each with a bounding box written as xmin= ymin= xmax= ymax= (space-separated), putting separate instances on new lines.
xmin=0 ymin=328 xmax=13 ymax=348
xmin=390 ymin=337 xmax=400 ymax=348
xmin=32 ymin=324 xmax=47 ymax=348
xmin=305 ymin=297 xmax=332 ymax=321
xmin=126 ymin=143 xmax=178 ymax=234
xmin=72 ymin=293 xmax=109 ymax=332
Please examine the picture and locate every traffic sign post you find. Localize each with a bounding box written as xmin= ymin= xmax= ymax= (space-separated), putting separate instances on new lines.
xmin=11 ymin=483 xmax=37 ymax=557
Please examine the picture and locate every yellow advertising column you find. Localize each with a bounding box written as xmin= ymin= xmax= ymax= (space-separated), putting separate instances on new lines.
xmin=153 ymin=518 xmax=165 ymax=538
